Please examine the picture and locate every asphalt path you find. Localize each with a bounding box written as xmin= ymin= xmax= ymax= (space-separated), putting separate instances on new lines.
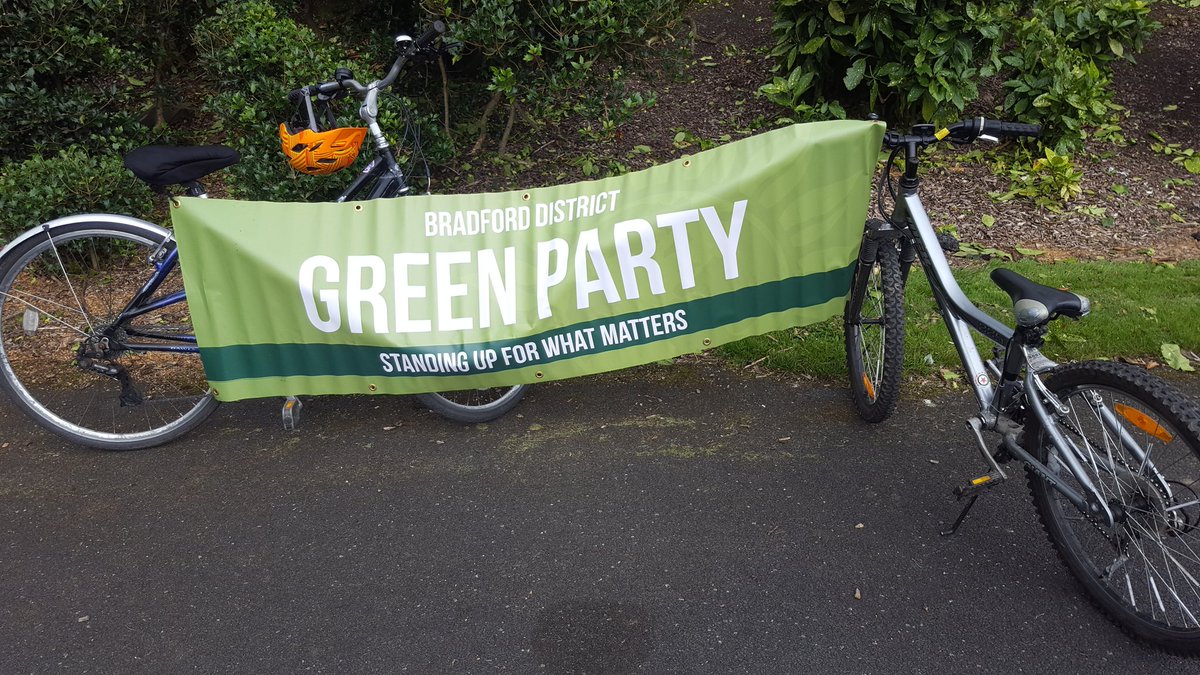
xmin=2 ymin=361 xmax=1199 ymax=673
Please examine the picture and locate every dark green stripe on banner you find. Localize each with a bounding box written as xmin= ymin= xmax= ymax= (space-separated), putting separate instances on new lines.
xmin=199 ymin=265 xmax=854 ymax=381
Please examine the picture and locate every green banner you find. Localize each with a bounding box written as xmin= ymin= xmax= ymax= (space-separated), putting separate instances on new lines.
xmin=171 ymin=120 xmax=884 ymax=401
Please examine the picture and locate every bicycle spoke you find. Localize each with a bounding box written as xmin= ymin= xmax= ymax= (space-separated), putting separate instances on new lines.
xmin=0 ymin=290 xmax=92 ymax=339
xmin=42 ymin=232 xmax=96 ymax=334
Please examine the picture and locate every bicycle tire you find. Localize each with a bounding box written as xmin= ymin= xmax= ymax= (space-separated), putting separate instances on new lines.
xmin=0 ymin=221 xmax=217 ymax=450
xmin=417 ymin=385 xmax=528 ymax=424
xmin=844 ymin=233 xmax=906 ymax=422
xmin=1026 ymin=361 xmax=1200 ymax=655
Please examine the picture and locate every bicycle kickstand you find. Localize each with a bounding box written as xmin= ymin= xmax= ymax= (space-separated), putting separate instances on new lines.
xmin=941 ymin=417 xmax=1008 ymax=536
xmin=282 ymin=395 xmax=303 ymax=431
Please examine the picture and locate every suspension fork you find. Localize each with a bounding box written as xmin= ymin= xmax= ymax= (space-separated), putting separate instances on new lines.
xmin=898 ymin=235 xmax=917 ymax=286
xmin=846 ymin=219 xmax=903 ymax=319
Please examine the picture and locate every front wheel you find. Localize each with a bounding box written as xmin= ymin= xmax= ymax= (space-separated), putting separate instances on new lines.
xmin=1027 ymin=361 xmax=1200 ymax=654
xmin=844 ymin=228 xmax=906 ymax=422
xmin=0 ymin=221 xmax=217 ymax=450
xmin=417 ymin=385 xmax=528 ymax=424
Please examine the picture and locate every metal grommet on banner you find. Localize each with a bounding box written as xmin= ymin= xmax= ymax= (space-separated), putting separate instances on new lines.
xmin=682 ymin=159 xmax=692 ymax=168
xmin=535 ymin=371 xmax=544 ymax=379
xmin=522 ymin=193 xmax=531 ymax=201
xmin=211 ymin=389 xmax=219 ymax=397
xmin=368 ymin=383 xmax=377 ymax=391
xmin=354 ymin=204 xmax=364 ymax=212
xmin=702 ymin=338 xmax=712 ymax=347
xmin=170 ymin=198 xmax=182 ymax=209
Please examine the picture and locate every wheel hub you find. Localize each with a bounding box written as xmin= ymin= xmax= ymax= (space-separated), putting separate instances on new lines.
xmin=1117 ymin=471 xmax=1194 ymax=539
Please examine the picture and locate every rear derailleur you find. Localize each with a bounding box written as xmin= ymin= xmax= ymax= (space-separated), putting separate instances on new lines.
xmin=76 ymin=332 xmax=143 ymax=406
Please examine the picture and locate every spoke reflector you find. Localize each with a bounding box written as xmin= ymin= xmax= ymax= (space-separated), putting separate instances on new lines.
xmin=862 ymin=373 xmax=876 ymax=401
xmin=22 ymin=308 xmax=39 ymax=335
xmin=1114 ymin=403 xmax=1173 ymax=443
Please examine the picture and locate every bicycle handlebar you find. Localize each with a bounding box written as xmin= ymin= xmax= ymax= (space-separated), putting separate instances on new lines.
xmin=287 ymin=21 xmax=446 ymax=102
xmin=883 ymin=117 xmax=1042 ymax=149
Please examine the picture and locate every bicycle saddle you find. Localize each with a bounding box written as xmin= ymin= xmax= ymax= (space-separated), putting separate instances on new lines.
xmin=990 ymin=268 xmax=1089 ymax=327
xmin=123 ymin=145 xmax=240 ymax=188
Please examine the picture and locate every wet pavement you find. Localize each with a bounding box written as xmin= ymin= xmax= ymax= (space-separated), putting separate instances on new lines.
xmin=2 ymin=361 xmax=1198 ymax=673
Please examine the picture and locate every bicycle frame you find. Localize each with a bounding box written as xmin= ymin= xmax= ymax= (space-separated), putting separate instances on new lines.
xmin=886 ymin=188 xmax=1012 ymax=408
xmin=884 ymin=180 xmax=1175 ymax=528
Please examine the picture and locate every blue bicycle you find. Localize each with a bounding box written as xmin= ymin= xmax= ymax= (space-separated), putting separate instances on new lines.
xmin=0 ymin=22 xmax=526 ymax=450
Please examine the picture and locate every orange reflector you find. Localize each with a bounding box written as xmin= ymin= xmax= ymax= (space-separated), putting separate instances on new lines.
xmin=1114 ymin=404 xmax=1173 ymax=443
xmin=971 ymin=476 xmax=992 ymax=486
xmin=863 ymin=374 xmax=877 ymax=401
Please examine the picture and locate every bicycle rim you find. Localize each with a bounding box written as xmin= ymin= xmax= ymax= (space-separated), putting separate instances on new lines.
xmin=0 ymin=225 xmax=216 ymax=449
xmin=417 ymin=384 xmax=528 ymax=424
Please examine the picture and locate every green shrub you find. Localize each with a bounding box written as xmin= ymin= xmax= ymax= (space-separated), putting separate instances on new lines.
xmin=0 ymin=149 xmax=155 ymax=243
xmin=765 ymin=0 xmax=1158 ymax=149
xmin=0 ymin=0 xmax=225 ymax=160
xmin=991 ymin=147 xmax=1085 ymax=209
xmin=763 ymin=1 xmax=1007 ymax=123
xmin=1001 ymin=18 xmax=1115 ymax=152
xmin=0 ymin=0 xmax=148 ymax=157
xmin=423 ymin=0 xmax=694 ymax=138
xmin=192 ymin=0 xmax=361 ymax=201
xmin=1048 ymin=0 xmax=1157 ymax=65
xmin=1000 ymin=0 xmax=1157 ymax=151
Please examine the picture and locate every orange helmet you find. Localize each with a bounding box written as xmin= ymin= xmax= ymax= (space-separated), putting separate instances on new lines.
xmin=279 ymin=123 xmax=368 ymax=175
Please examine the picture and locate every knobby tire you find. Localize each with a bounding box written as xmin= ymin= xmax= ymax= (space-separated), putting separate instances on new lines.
xmin=1027 ymin=361 xmax=1200 ymax=655
xmin=844 ymin=235 xmax=906 ymax=423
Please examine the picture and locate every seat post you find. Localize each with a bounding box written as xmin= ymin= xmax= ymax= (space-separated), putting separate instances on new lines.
xmin=181 ymin=181 xmax=208 ymax=198
xmin=991 ymin=322 xmax=1048 ymax=415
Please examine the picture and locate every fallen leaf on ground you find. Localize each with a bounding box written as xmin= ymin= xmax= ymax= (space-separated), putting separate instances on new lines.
xmin=1162 ymin=343 xmax=1196 ymax=372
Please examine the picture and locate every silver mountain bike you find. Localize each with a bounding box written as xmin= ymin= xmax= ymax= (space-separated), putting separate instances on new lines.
xmin=845 ymin=117 xmax=1200 ymax=654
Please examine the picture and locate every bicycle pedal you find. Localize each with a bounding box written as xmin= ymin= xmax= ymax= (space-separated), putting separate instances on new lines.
xmin=282 ymin=396 xmax=303 ymax=431
xmin=952 ymin=471 xmax=1005 ymax=500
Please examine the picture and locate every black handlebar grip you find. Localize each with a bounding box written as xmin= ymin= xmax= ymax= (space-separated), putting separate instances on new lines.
xmin=984 ymin=119 xmax=1041 ymax=139
xmin=313 ymin=80 xmax=341 ymax=95
xmin=414 ymin=20 xmax=446 ymax=48
xmin=996 ymin=121 xmax=1041 ymax=138
xmin=334 ymin=67 xmax=354 ymax=84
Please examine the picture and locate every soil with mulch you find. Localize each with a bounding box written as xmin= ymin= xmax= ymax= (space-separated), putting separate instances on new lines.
xmin=439 ymin=0 xmax=1200 ymax=264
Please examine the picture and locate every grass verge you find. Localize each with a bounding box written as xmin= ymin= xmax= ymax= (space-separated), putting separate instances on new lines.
xmin=719 ymin=259 xmax=1200 ymax=378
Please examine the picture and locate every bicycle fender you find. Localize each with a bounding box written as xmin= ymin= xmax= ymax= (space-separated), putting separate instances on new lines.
xmin=0 ymin=214 xmax=169 ymax=265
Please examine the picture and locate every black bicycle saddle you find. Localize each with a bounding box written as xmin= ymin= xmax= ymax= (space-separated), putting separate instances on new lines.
xmin=990 ymin=268 xmax=1089 ymax=327
xmin=123 ymin=145 xmax=241 ymax=188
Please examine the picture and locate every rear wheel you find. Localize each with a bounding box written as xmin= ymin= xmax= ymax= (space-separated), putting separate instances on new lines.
xmin=417 ymin=385 xmax=528 ymax=424
xmin=844 ymin=228 xmax=906 ymax=422
xmin=1028 ymin=361 xmax=1200 ymax=654
xmin=0 ymin=222 xmax=216 ymax=450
